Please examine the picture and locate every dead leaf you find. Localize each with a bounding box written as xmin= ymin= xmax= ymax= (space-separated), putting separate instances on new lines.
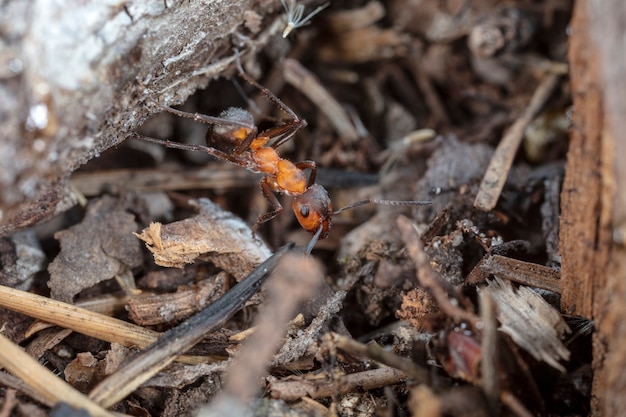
xmin=134 ymin=198 xmax=272 ymax=280
xmin=48 ymin=195 xmax=142 ymax=303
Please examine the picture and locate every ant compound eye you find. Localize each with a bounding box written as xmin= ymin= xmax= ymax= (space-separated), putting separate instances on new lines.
xmin=300 ymin=205 xmax=310 ymax=217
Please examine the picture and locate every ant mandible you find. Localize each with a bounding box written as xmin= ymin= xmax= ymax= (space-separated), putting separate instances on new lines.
xmin=134 ymin=66 xmax=430 ymax=253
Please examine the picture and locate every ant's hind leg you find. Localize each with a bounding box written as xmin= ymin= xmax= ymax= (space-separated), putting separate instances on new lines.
xmin=148 ymin=98 xmax=254 ymax=130
xmin=253 ymin=179 xmax=283 ymax=230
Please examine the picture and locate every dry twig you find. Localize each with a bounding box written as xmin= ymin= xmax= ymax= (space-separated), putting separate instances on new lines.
xmin=0 ymin=333 xmax=114 ymax=417
xmin=474 ymin=73 xmax=561 ymax=211
xmin=467 ymin=254 xmax=561 ymax=293
xmin=269 ymin=367 xmax=408 ymax=401
xmin=396 ymin=215 xmax=480 ymax=328
xmin=221 ymin=253 xmax=323 ymax=401
xmin=328 ymin=332 xmax=429 ymax=382
xmin=283 ymin=58 xmax=360 ymax=142
xmin=88 ymin=243 xmax=293 ymax=408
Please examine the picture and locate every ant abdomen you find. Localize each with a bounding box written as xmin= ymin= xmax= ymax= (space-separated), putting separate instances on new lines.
xmin=206 ymin=107 xmax=257 ymax=153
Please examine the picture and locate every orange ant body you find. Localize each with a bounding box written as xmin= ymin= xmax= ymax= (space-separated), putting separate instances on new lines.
xmin=135 ymin=70 xmax=428 ymax=252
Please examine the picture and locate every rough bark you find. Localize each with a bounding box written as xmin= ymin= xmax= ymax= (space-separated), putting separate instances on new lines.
xmin=0 ymin=0 xmax=282 ymax=235
xmin=562 ymin=0 xmax=626 ymax=415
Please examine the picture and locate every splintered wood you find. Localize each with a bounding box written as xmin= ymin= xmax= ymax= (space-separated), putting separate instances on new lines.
xmin=480 ymin=277 xmax=570 ymax=372
xmin=134 ymin=198 xmax=271 ymax=279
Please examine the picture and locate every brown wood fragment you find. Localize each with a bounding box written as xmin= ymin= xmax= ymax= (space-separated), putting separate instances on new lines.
xmin=559 ymin=2 xmax=611 ymax=319
xmin=127 ymin=274 xmax=228 ymax=326
xmin=87 ymin=243 xmax=293 ymax=408
xmin=268 ymin=367 xmax=408 ymax=402
xmin=323 ymin=1 xmax=385 ymax=32
xmin=579 ymin=0 xmax=626 ymax=415
xmin=467 ymin=254 xmax=561 ymax=294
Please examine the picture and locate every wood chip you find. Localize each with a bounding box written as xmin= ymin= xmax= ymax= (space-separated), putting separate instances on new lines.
xmin=135 ymin=198 xmax=271 ymax=279
xmin=480 ymin=277 xmax=570 ymax=372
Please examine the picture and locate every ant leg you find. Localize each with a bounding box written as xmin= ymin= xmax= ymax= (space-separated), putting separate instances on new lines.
xmin=264 ymin=118 xmax=308 ymax=150
xmin=295 ymin=160 xmax=317 ymax=187
xmin=233 ymin=52 xmax=307 ymax=149
xmin=148 ymin=98 xmax=254 ymax=130
xmin=132 ymin=133 xmax=247 ymax=166
xmin=236 ymin=71 xmax=300 ymax=122
xmin=253 ymin=178 xmax=283 ymax=229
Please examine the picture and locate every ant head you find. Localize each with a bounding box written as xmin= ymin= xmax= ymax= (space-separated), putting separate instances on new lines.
xmin=292 ymin=184 xmax=332 ymax=239
xmin=207 ymin=107 xmax=257 ymax=152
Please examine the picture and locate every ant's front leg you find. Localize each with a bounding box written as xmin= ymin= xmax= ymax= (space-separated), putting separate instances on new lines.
xmin=295 ymin=161 xmax=317 ymax=187
xmin=253 ymin=178 xmax=283 ymax=230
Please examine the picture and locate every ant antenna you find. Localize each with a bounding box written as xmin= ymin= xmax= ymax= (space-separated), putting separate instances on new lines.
xmin=231 ymin=76 xmax=264 ymax=117
xmin=333 ymin=199 xmax=431 ymax=215
xmin=234 ymin=48 xmax=246 ymax=75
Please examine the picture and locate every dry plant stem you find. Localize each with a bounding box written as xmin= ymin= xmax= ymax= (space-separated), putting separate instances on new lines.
xmin=479 ymin=291 xmax=499 ymax=416
xmin=501 ymin=390 xmax=534 ymax=417
xmin=396 ymin=215 xmax=481 ymax=328
xmin=470 ymin=254 xmax=561 ymax=293
xmin=0 ymin=388 xmax=17 ymax=417
xmin=474 ymin=73 xmax=561 ymax=211
xmin=271 ymin=266 xmax=364 ymax=366
xmin=269 ymin=367 xmax=408 ymax=401
xmin=282 ymin=58 xmax=359 ymax=142
xmin=328 ymin=332 xmax=429 ymax=383
xmin=0 ymin=284 xmax=158 ymax=349
xmin=0 ymin=333 xmax=114 ymax=417
xmin=221 ymin=253 xmax=322 ymax=401
xmin=88 ymin=243 xmax=294 ymax=409
xmin=71 ymin=164 xmax=260 ymax=197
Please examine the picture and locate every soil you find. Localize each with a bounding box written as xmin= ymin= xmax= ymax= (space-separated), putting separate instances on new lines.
xmin=1 ymin=0 xmax=623 ymax=416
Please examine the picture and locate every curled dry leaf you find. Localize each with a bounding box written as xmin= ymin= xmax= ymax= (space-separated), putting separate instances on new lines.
xmin=48 ymin=195 xmax=142 ymax=303
xmin=134 ymin=198 xmax=271 ymax=280
xmin=480 ymin=277 xmax=570 ymax=371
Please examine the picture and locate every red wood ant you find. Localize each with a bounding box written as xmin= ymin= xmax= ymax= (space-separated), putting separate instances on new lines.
xmin=134 ymin=69 xmax=430 ymax=253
